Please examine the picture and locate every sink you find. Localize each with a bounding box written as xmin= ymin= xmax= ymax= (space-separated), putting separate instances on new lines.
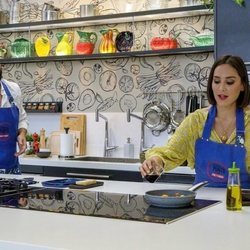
xmin=69 ymin=156 xmax=141 ymax=163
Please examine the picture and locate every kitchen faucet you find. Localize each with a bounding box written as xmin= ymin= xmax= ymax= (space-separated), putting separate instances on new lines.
xmin=95 ymin=110 xmax=118 ymax=157
xmin=126 ymin=109 xmax=152 ymax=153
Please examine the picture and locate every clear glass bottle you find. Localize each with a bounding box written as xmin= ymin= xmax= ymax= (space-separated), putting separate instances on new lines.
xmin=124 ymin=137 xmax=134 ymax=158
xmin=226 ymin=162 xmax=242 ymax=211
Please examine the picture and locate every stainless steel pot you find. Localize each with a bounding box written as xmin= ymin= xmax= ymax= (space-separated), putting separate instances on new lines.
xmin=41 ymin=3 xmax=60 ymax=21
xmin=43 ymin=10 xmax=60 ymax=21
xmin=80 ymin=4 xmax=95 ymax=17
xmin=143 ymin=101 xmax=171 ymax=135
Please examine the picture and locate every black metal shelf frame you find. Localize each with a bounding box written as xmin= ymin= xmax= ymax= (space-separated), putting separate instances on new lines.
xmin=0 ymin=5 xmax=212 ymax=33
xmin=0 ymin=4 xmax=213 ymax=64
xmin=0 ymin=46 xmax=214 ymax=64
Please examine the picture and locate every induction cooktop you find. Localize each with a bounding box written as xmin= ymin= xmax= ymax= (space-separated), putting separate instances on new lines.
xmin=0 ymin=187 xmax=220 ymax=224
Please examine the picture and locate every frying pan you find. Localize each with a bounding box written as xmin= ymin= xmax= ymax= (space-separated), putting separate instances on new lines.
xmin=144 ymin=181 xmax=208 ymax=208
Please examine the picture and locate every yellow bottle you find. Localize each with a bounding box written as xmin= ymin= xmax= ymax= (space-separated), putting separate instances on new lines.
xmin=226 ymin=162 xmax=242 ymax=211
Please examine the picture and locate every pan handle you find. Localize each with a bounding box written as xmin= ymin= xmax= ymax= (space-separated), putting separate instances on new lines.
xmin=188 ymin=181 xmax=208 ymax=192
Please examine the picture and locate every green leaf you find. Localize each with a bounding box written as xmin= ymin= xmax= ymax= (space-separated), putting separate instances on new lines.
xmin=233 ymin=0 xmax=245 ymax=7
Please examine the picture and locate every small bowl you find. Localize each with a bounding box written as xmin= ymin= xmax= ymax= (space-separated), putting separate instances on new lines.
xmin=36 ymin=151 xmax=51 ymax=158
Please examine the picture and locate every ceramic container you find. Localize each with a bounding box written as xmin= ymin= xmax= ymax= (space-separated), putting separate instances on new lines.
xmin=115 ymin=31 xmax=134 ymax=52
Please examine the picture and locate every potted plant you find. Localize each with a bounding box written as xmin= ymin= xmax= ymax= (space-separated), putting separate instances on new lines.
xmin=200 ymin=0 xmax=245 ymax=9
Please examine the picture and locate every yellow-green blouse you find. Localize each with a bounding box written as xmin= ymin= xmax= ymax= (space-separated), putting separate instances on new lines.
xmin=146 ymin=107 xmax=250 ymax=172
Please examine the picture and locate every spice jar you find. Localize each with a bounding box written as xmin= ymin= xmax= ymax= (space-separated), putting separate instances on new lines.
xmin=226 ymin=162 xmax=242 ymax=211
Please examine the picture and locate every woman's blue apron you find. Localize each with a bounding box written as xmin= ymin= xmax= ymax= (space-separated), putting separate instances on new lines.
xmin=0 ymin=80 xmax=20 ymax=174
xmin=194 ymin=105 xmax=250 ymax=188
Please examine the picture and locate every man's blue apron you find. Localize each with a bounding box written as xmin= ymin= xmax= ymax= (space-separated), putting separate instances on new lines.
xmin=0 ymin=80 xmax=20 ymax=174
xmin=194 ymin=105 xmax=250 ymax=188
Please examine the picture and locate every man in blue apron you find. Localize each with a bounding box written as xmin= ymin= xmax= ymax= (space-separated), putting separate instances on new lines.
xmin=0 ymin=67 xmax=28 ymax=174
xmin=140 ymin=55 xmax=250 ymax=189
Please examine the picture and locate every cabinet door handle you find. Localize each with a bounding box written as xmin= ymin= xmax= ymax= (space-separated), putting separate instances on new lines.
xmin=66 ymin=172 xmax=110 ymax=179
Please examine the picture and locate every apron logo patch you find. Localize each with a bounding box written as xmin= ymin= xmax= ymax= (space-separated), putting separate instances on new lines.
xmin=0 ymin=124 xmax=10 ymax=141
xmin=207 ymin=161 xmax=227 ymax=182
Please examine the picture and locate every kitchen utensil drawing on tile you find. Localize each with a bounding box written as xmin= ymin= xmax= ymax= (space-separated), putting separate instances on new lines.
xmin=55 ymin=61 xmax=73 ymax=76
xmin=185 ymin=53 xmax=209 ymax=62
xmin=78 ymin=88 xmax=96 ymax=111
xmin=126 ymin=21 xmax=146 ymax=39
xmin=96 ymin=92 xmax=118 ymax=112
xmin=169 ymin=24 xmax=199 ymax=48
xmin=55 ymin=77 xmax=69 ymax=95
xmin=138 ymin=57 xmax=154 ymax=71
xmin=60 ymin=0 xmax=80 ymax=17
xmin=20 ymin=70 xmax=53 ymax=100
xmin=79 ymin=67 xmax=96 ymax=86
xmin=101 ymin=58 xmax=129 ymax=71
xmin=65 ymin=82 xmax=80 ymax=101
xmin=40 ymin=93 xmax=55 ymax=102
xmin=198 ymin=66 xmax=211 ymax=88
xmin=99 ymin=70 xmax=117 ymax=92
xmin=119 ymin=94 xmax=137 ymax=112
xmin=93 ymin=63 xmax=103 ymax=74
xmin=118 ymin=75 xmax=134 ymax=93
xmin=166 ymin=83 xmax=185 ymax=104
xmin=110 ymin=0 xmax=144 ymax=13
xmin=66 ymin=102 xmax=76 ymax=112
xmin=130 ymin=64 xmax=140 ymax=75
xmin=22 ymin=63 xmax=33 ymax=79
xmin=184 ymin=63 xmax=201 ymax=82
xmin=137 ymin=57 xmax=182 ymax=100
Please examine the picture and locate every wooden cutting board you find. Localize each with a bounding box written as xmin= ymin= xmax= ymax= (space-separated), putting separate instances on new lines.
xmin=49 ymin=130 xmax=81 ymax=156
xmin=60 ymin=114 xmax=86 ymax=155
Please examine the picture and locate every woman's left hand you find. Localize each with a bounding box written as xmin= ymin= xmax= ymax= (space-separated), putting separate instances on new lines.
xmin=15 ymin=129 xmax=27 ymax=156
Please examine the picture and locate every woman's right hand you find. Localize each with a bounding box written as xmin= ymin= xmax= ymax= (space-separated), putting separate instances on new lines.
xmin=140 ymin=156 xmax=164 ymax=177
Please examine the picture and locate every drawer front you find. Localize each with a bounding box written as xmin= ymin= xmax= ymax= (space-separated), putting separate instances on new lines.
xmin=43 ymin=166 xmax=142 ymax=182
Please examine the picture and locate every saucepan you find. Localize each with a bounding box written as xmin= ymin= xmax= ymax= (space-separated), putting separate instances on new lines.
xmin=144 ymin=181 xmax=208 ymax=208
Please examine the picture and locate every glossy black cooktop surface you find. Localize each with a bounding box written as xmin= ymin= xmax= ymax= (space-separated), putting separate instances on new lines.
xmin=0 ymin=187 xmax=220 ymax=224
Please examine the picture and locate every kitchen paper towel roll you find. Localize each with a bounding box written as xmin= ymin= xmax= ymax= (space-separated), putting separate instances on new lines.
xmin=60 ymin=133 xmax=74 ymax=157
